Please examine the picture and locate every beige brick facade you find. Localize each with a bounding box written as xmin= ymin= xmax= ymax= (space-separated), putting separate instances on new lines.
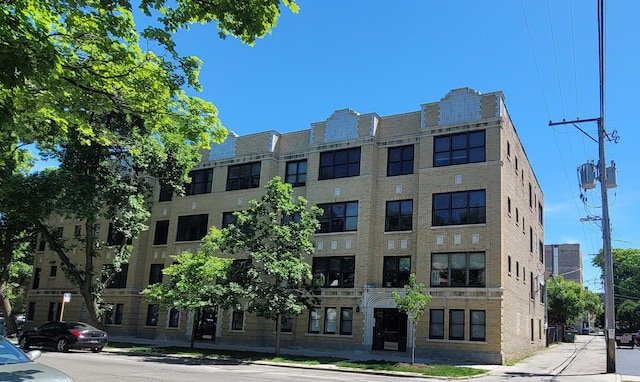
xmin=27 ymin=88 xmax=545 ymax=364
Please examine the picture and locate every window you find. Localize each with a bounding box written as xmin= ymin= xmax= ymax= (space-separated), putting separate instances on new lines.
xmin=92 ymin=224 xmax=100 ymax=239
xmin=508 ymin=256 xmax=512 ymax=274
xmin=449 ymin=309 xmax=465 ymax=340
xmin=317 ymin=201 xmax=358 ymax=233
xmin=153 ymin=220 xmax=169 ymax=245
xmin=168 ymin=307 xmax=180 ymax=328
xmin=285 ymin=159 xmax=307 ymax=187
xmin=159 ymin=184 xmax=173 ymax=202
xmin=530 ymin=271 xmax=535 ymax=299
xmin=324 ymin=307 xmax=338 ymax=334
xmin=149 ymin=264 xmax=164 ymax=285
xmin=319 ymin=147 xmax=361 ymax=180
xmin=222 ymin=212 xmax=236 ymax=228
xmin=185 ymin=168 xmax=213 ymax=195
xmin=37 ymin=237 xmax=46 ymax=251
xmin=431 ymin=252 xmax=485 ymax=287
xmin=280 ymin=313 xmax=293 ymax=333
xmin=528 ymin=183 xmax=533 ymax=208
xmin=105 ymin=303 xmax=124 ymax=325
xmin=232 ymin=310 xmax=244 ymax=330
xmin=308 ymin=308 xmax=321 ymax=333
xmin=312 ymin=256 xmax=355 ymax=288
xmin=340 ymin=308 xmax=353 ymax=335
xmin=32 ymin=268 xmax=41 ymax=289
xmin=146 ymin=304 xmax=159 ymax=326
xmin=387 ymin=145 xmax=414 ymax=176
xmin=432 ymin=190 xmax=486 ymax=226
xmin=383 ymin=256 xmax=411 ymax=287
xmin=470 ymin=310 xmax=486 ymax=341
xmin=74 ymin=225 xmax=81 ymax=237
xmin=539 ymin=240 xmax=544 ymax=263
xmin=106 ymin=223 xmax=131 ymax=246
xmin=429 ymin=309 xmax=444 ymax=339
xmin=530 ymin=227 xmax=534 ymax=252
xmin=538 ymin=202 xmax=544 ymax=225
xmin=385 ymin=199 xmax=413 ymax=231
xmin=507 ymin=197 xmax=511 ymax=215
xmin=47 ymin=302 xmax=61 ymax=322
xmin=49 ymin=265 xmax=57 ymax=278
xmin=27 ymin=302 xmax=36 ymax=321
xmin=176 ymin=214 xmax=208 ymax=242
xmin=103 ymin=264 xmax=129 ymax=289
xmin=434 ymin=130 xmax=485 ymax=167
xmin=226 ymin=162 xmax=261 ymax=191
xmin=516 ymin=261 xmax=520 ymax=278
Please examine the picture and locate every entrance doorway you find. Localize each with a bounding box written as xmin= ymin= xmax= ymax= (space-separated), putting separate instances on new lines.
xmin=372 ymin=308 xmax=407 ymax=351
xmin=194 ymin=306 xmax=217 ymax=341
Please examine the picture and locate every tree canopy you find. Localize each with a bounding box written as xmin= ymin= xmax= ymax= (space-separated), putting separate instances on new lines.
xmin=546 ymin=275 xmax=603 ymax=326
xmin=593 ymin=248 xmax=640 ymax=331
xmin=0 ymin=0 xmax=299 ymax=327
xmin=207 ymin=176 xmax=321 ymax=355
xmin=393 ymin=274 xmax=431 ymax=365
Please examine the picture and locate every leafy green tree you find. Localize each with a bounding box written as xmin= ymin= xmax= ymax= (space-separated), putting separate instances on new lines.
xmin=393 ymin=274 xmax=431 ymax=365
xmin=593 ymin=248 xmax=640 ymax=331
xmin=0 ymin=0 xmax=298 ymax=326
xmin=209 ymin=177 xmax=321 ymax=356
xmin=547 ymin=275 xmax=603 ymax=326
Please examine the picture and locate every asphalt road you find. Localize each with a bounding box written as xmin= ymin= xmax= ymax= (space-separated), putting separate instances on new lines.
xmin=36 ymin=349 xmax=435 ymax=382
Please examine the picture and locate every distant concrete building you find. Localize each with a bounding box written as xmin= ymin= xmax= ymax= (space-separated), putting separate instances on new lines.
xmin=545 ymin=244 xmax=583 ymax=284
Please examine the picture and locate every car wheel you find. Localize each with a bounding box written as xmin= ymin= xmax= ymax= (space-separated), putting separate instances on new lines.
xmin=18 ymin=337 xmax=29 ymax=350
xmin=56 ymin=338 xmax=69 ymax=352
xmin=91 ymin=347 xmax=102 ymax=353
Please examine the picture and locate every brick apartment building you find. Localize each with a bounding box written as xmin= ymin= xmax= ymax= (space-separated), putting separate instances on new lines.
xmin=27 ymin=87 xmax=546 ymax=364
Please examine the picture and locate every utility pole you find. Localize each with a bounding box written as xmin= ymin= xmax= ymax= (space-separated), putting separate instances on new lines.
xmin=549 ymin=0 xmax=615 ymax=373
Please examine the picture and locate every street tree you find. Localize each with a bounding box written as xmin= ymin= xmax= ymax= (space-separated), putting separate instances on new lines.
xmin=547 ymin=275 xmax=603 ymax=327
xmin=209 ymin=176 xmax=321 ymax=356
xmin=0 ymin=0 xmax=298 ymax=326
xmin=593 ymin=248 xmax=640 ymax=330
xmin=392 ymin=274 xmax=431 ymax=365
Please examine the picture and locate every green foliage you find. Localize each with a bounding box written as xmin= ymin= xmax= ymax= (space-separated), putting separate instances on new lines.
xmin=142 ymin=248 xmax=237 ymax=311
xmin=393 ymin=274 xmax=431 ymax=364
xmin=210 ymin=176 xmax=321 ymax=354
xmin=547 ymin=275 xmax=603 ymax=326
xmin=593 ymin=248 xmax=640 ymax=330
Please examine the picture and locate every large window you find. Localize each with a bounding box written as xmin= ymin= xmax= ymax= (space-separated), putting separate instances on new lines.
xmin=176 ymin=214 xmax=208 ymax=242
xmin=312 ymin=256 xmax=355 ymax=288
xmin=429 ymin=309 xmax=445 ymax=339
xmin=383 ymin=256 xmax=411 ymax=287
xmin=432 ymin=190 xmax=486 ymax=226
xmin=149 ymin=264 xmax=164 ymax=285
xmin=317 ymin=201 xmax=358 ymax=233
xmin=159 ymin=184 xmax=173 ymax=202
xmin=103 ymin=264 xmax=129 ymax=289
xmin=433 ymin=130 xmax=485 ymax=167
xmin=226 ymin=162 xmax=261 ymax=191
xmin=340 ymin=308 xmax=353 ymax=335
xmin=185 ymin=168 xmax=213 ymax=195
xmin=146 ymin=304 xmax=159 ymax=326
xmin=221 ymin=212 xmax=236 ymax=228
xmin=285 ymin=159 xmax=307 ymax=187
xmin=449 ymin=309 xmax=465 ymax=340
xmin=470 ymin=310 xmax=486 ymax=341
xmin=106 ymin=223 xmax=131 ymax=246
xmin=168 ymin=307 xmax=180 ymax=328
xmin=387 ymin=145 xmax=414 ymax=176
xmin=105 ymin=303 xmax=124 ymax=325
xmin=153 ymin=220 xmax=169 ymax=245
xmin=385 ymin=199 xmax=413 ymax=231
xmin=431 ymin=252 xmax=485 ymax=287
xmin=231 ymin=310 xmax=244 ymax=330
xmin=319 ymin=147 xmax=361 ymax=180
xmin=308 ymin=308 xmax=321 ymax=333
xmin=324 ymin=307 xmax=338 ymax=334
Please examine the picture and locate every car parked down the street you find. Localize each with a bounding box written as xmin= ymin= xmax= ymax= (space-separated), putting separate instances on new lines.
xmin=0 ymin=335 xmax=73 ymax=381
xmin=19 ymin=321 xmax=108 ymax=353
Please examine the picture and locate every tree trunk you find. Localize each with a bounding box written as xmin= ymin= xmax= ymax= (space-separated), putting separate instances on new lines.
xmin=274 ymin=313 xmax=282 ymax=356
xmin=78 ymin=283 xmax=103 ymax=328
xmin=0 ymin=281 xmax=18 ymax=335
xmin=0 ymin=225 xmax=18 ymax=335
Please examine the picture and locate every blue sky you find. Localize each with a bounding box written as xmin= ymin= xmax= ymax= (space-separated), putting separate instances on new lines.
xmin=166 ymin=1 xmax=639 ymax=293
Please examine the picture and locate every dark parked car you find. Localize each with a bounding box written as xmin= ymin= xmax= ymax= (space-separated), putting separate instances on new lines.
xmin=0 ymin=335 xmax=73 ymax=381
xmin=19 ymin=321 xmax=108 ymax=353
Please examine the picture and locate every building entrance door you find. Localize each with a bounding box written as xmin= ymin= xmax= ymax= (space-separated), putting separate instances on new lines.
xmin=372 ymin=308 xmax=407 ymax=351
xmin=194 ymin=306 xmax=217 ymax=341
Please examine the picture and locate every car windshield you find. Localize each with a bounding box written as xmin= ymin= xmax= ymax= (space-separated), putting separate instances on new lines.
xmin=0 ymin=339 xmax=30 ymax=365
